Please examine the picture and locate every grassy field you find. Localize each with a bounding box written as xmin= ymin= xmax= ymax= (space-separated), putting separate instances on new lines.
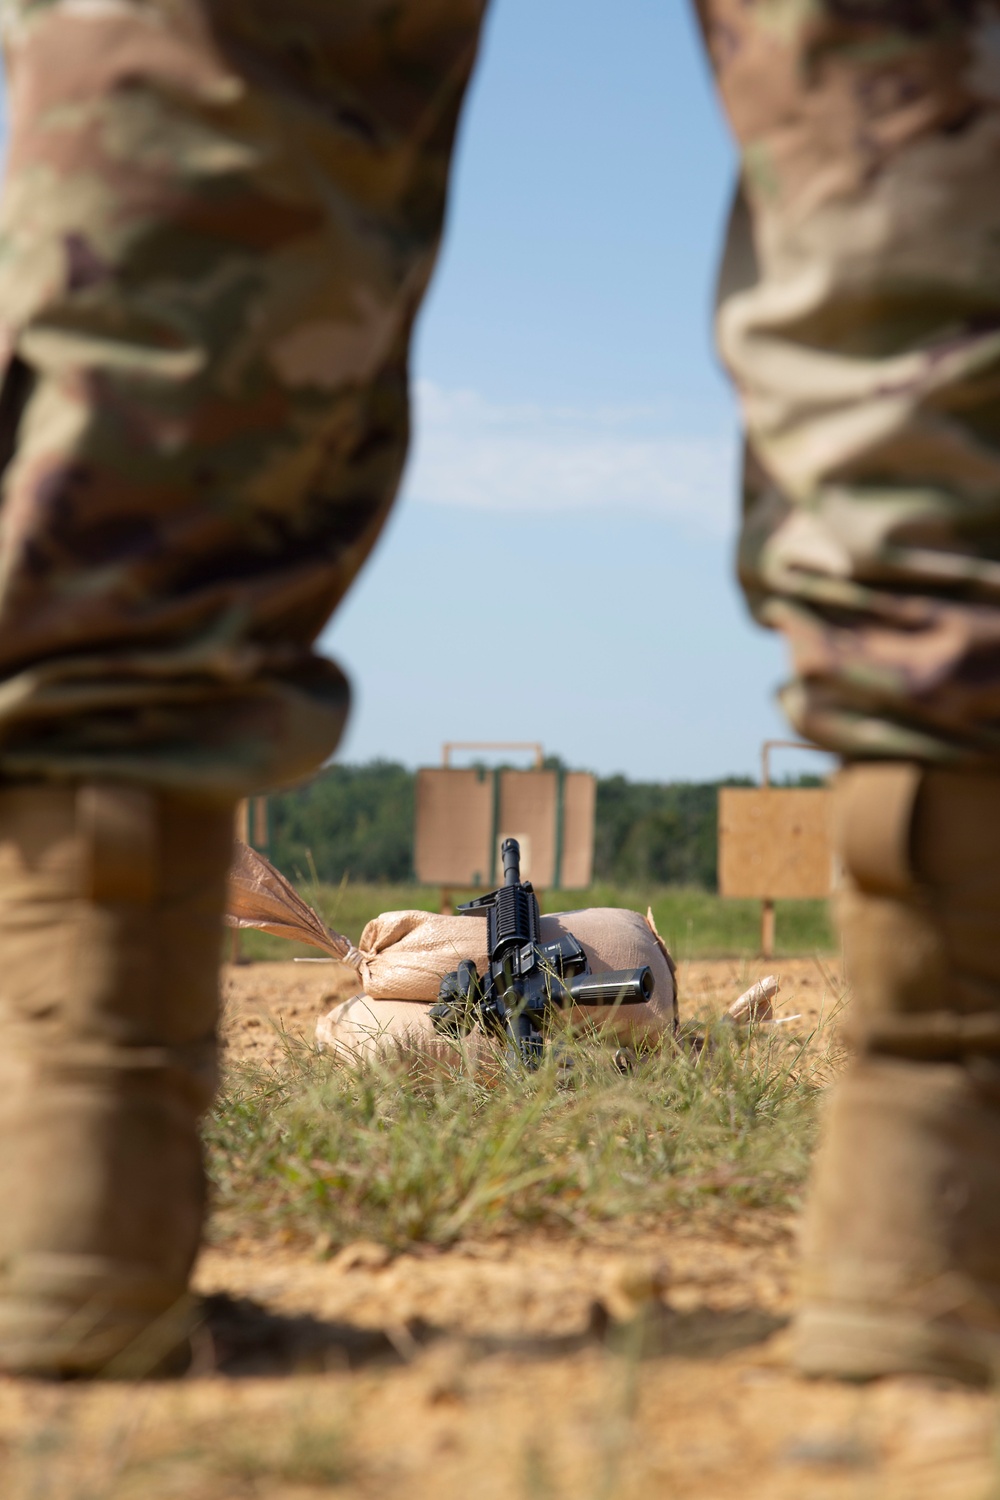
xmin=7 ymin=942 xmax=904 ymax=1500
xmin=222 ymin=873 xmax=838 ymax=1260
xmin=206 ymin=1017 xmax=830 ymax=1256
xmin=235 ymin=880 xmax=835 ymax=963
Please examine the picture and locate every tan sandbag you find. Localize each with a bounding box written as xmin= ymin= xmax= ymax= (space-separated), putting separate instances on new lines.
xmin=316 ymin=994 xmax=503 ymax=1077
xmin=352 ymin=910 xmax=484 ymax=997
xmin=226 ymin=841 xmax=354 ymax=959
xmin=355 ymin=905 xmax=676 ymax=1030
xmin=317 ymin=906 xmax=676 ymax=1062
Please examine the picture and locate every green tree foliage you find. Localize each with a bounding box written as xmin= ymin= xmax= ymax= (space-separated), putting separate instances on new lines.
xmin=269 ymin=760 xmax=414 ymax=885
xmin=265 ymin=762 xmax=817 ymax=892
xmin=594 ymin=775 xmax=751 ymax=889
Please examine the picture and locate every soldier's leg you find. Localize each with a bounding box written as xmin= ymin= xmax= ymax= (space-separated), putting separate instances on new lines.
xmin=0 ymin=0 xmax=487 ymax=1374
xmin=692 ymin=3 xmax=1000 ymax=1380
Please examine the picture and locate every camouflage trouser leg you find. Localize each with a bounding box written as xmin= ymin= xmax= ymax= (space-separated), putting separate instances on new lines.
xmin=694 ymin=2 xmax=1000 ymax=765
xmin=0 ymin=0 xmax=487 ymax=795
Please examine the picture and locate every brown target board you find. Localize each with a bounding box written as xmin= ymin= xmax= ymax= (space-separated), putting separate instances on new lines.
xmin=717 ymin=742 xmax=835 ymax=955
xmin=718 ymin=788 xmax=833 ymax=900
xmin=415 ymin=745 xmax=596 ymax=894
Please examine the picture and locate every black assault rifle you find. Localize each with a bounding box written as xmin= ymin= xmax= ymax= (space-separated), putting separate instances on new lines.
xmin=429 ymin=837 xmax=653 ymax=1069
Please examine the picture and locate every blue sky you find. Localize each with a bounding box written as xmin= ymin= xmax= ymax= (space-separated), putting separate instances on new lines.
xmin=325 ymin=0 xmax=832 ymax=784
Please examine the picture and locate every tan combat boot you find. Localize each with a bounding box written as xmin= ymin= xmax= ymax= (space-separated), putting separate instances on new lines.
xmin=0 ymin=783 xmax=234 ymax=1377
xmin=794 ymin=765 xmax=1000 ymax=1384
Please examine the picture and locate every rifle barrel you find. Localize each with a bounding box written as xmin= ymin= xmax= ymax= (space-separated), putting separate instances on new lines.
xmin=501 ymin=837 xmax=521 ymax=887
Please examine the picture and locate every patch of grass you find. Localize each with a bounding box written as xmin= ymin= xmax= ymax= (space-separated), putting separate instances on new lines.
xmin=8 ymin=1408 xmax=349 ymax=1500
xmin=572 ymin=885 xmax=834 ymax=961
xmin=205 ymin=1019 xmax=830 ymax=1253
xmin=234 ymin=881 xmax=834 ymax=962
xmin=211 ymin=1413 xmax=347 ymax=1489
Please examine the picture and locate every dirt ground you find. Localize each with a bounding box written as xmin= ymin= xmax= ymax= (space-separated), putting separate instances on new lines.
xmin=1 ymin=957 xmax=997 ymax=1500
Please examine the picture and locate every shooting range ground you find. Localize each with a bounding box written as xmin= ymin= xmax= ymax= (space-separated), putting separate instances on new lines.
xmin=14 ymin=951 xmax=992 ymax=1500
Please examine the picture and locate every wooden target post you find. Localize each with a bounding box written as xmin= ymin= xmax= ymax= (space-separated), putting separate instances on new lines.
xmin=718 ymin=741 xmax=834 ymax=958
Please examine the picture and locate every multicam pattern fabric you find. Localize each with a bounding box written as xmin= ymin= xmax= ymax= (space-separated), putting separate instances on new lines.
xmin=0 ymin=0 xmax=486 ymax=794
xmin=695 ymin=1 xmax=1000 ymax=764
xmin=0 ymin=1 xmax=998 ymax=789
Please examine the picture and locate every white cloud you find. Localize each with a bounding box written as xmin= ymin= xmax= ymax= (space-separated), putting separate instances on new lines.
xmin=402 ymin=381 xmax=739 ymax=535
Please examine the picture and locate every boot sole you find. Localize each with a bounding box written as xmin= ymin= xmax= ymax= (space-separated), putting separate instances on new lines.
xmin=794 ymin=1304 xmax=1000 ymax=1387
xmin=0 ymin=1294 xmax=195 ymax=1379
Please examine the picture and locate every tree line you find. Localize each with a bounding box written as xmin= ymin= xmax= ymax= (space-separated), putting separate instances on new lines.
xmin=261 ymin=760 xmax=826 ymax=892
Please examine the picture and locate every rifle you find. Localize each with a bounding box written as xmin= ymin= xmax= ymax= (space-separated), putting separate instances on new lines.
xmin=430 ymin=837 xmax=653 ymax=1069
